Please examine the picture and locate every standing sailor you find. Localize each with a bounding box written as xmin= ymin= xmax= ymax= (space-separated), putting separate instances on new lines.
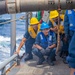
xmin=64 ymin=10 xmax=75 ymax=75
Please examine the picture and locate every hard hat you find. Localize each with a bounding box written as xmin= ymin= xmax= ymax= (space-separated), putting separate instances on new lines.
xmin=30 ymin=17 xmax=39 ymax=25
xmin=49 ymin=10 xmax=59 ymax=19
xmin=40 ymin=22 xmax=50 ymax=30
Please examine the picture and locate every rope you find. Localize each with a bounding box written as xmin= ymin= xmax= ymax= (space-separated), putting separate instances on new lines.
xmin=56 ymin=0 xmax=61 ymax=55
xmin=0 ymin=16 xmax=25 ymax=25
xmin=0 ymin=12 xmax=32 ymax=25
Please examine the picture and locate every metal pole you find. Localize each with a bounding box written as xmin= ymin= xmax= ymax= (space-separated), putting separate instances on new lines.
xmin=25 ymin=12 xmax=29 ymax=31
xmin=0 ymin=0 xmax=75 ymax=15
xmin=1 ymin=67 xmax=6 ymax=75
xmin=10 ymin=14 xmax=16 ymax=56
xmin=29 ymin=12 xmax=32 ymax=19
xmin=28 ymin=12 xmax=32 ymax=26
xmin=10 ymin=14 xmax=16 ymax=65
xmin=17 ymin=55 xmax=20 ymax=65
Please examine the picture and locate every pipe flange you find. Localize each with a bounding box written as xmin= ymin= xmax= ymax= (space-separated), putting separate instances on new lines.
xmin=6 ymin=0 xmax=16 ymax=14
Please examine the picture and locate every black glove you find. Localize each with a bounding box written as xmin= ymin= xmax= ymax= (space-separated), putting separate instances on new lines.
xmin=40 ymin=48 xmax=46 ymax=55
xmin=46 ymin=47 xmax=50 ymax=53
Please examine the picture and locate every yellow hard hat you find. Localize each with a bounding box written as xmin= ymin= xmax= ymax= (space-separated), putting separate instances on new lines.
xmin=30 ymin=17 xmax=39 ymax=25
xmin=49 ymin=10 xmax=59 ymax=19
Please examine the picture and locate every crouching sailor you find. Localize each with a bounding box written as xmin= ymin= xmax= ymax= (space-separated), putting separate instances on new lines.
xmin=32 ymin=22 xmax=56 ymax=66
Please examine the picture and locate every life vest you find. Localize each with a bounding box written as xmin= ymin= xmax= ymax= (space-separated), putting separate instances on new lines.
xmin=28 ymin=24 xmax=40 ymax=38
xmin=66 ymin=10 xmax=75 ymax=31
xmin=39 ymin=31 xmax=54 ymax=49
xmin=50 ymin=14 xmax=64 ymax=34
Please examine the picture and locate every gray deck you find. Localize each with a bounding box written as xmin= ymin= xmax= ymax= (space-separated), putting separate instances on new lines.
xmin=8 ymin=55 xmax=70 ymax=75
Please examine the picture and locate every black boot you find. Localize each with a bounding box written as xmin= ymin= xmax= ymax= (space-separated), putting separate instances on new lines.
xmin=24 ymin=54 xmax=33 ymax=61
xmin=63 ymin=56 xmax=68 ymax=64
xmin=37 ymin=57 xmax=45 ymax=65
xmin=47 ymin=57 xmax=54 ymax=66
xmin=53 ymin=57 xmax=56 ymax=61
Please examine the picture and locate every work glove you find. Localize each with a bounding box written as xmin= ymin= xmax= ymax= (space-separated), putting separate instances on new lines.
xmin=40 ymin=48 xmax=46 ymax=55
xmin=46 ymin=47 xmax=50 ymax=53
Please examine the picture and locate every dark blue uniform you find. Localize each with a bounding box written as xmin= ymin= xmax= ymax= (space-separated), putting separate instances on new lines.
xmin=35 ymin=31 xmax=56 ymax=48
xmin=64 ymin=10 xmax=75 ymax=68
xmin=64 ymin=10 xmax=74 ymax=43
xmin=24 ymin=31 xmax=35 ymax=55
xmin=67 ymin=32 xmax=75 ymax=68
xmin=32 ymin=31 xmax=56 ymax=65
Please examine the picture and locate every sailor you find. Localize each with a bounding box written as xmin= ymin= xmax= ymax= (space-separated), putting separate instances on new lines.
xmin=64 ymin=9 xmax=75 ymax=75
xmin=32 ymin=22 xmax=56 ymax=66
xmin=49 ymin=10 xmax=69 ymax=63
xmin=16 ymin=17 xmax=40 ymax=61
xmin=49 ymin=10 xmax=64 ymax=34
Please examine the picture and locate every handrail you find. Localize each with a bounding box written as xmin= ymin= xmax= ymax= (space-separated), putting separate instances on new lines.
xmin=0 ymin=12 xmax=30 ymax=75
xmin=0 ymin=54 xmax=18 ymax=70
xmin=0 ymin=54 xmax=20 ymax=75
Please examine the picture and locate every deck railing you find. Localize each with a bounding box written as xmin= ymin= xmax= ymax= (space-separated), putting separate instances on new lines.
xmin=0 ymin=54 xmax=20 ymax=75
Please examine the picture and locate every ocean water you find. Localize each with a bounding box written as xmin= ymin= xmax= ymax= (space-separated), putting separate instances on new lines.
xmin=0 ymin=12 xmax=37 ymax=67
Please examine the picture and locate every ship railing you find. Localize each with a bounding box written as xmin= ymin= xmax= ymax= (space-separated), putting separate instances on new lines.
xmin=0 ymin=12 xmax=31 ymax=75
xmin=0 ymin=54 xmax=20 ymax=75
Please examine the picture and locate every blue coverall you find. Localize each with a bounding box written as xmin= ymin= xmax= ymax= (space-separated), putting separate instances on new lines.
xmin=32 ymin=31 xmax=56 ymax=62
xmin=64 ymin=10 xmax=75 ymax=68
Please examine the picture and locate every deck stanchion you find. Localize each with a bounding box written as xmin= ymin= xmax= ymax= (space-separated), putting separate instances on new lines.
xmin=1 ymin=67 xmax=6 ymax=75
xmin=10 ymin=14 xmax=16 ymax=66
xmin=17 ymin=55 xmax=20 ymax=66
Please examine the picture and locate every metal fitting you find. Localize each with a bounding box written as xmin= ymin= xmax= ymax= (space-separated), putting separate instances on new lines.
xmin=48 ymin=0 xmax=56 ymax=10
xmin=6 ymin=0 xmax=16 ymax=13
